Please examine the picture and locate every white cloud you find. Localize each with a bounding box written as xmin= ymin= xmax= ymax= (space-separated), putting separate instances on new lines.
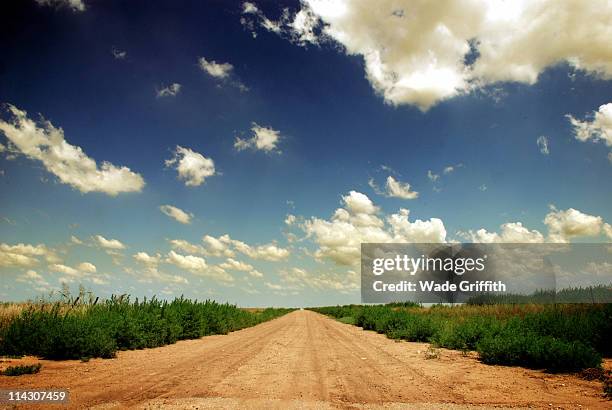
xmin=49 ymin=263 xmax=78 ymax=276
xmin=302 ymin=190 xmax=446 ymax=266
xmin=242 ymin=243 xmax=290 ymax=261
xmin=241 ymin=2 xmax=283 ymax=36
xmin=50 ymin=262 xmax=96 ymax=278
xmin=198 ymin=57 xmax=234 ymax=79
xmin=201 ymin=235 xmax=235 ymax=257
xmin=70 ymin=235 xmax=83 ymax=245
xmin=0 ymin=243 xmax=59 ymax=268
xmin=461 ymin=206 xmax=607 ymax=244
xmin=165 ymin=250 xmax=207 ymax=272
xmin=385 ymin=176 xmax=418 ymax=199
xmin=165 ymin=250 xmax=234 ymax=282
xmin=77 ymin=262 xmax=97 ymax=273
xmin=22 ymin=270 xmax=45 ymax=281
xmin=133 ymin=251 xmax=161 ymax=267
xmin=244 ymin=0 xmax=612 ymax=110
xmin=159 ymin=204 xmax=193 ymax=224
xmin=567 ymin=102 xmax=612 ymax=161
xmin=285 ymin=214 xmax=297 ymax=226
xmin=156 ymin=83 xmax=182 ymax=98
xmin=234 ymin=123 xmax=282 ymax=153
xmin=169 ymin=233 xmax=289 ymax=263
xmin=567 ymin=103 xmax=612 ymax=146
xmin=202 ymin=234 xmax=289 ymax=261
xmin=604 ymin=223 xmax=612 ymax=240
xmin=149 ymin=242 xmax=270 ymax=282
xmin=343 ymin=190 xmax=377 ymax=214
xmin=537 ymin=135 xmax=550 ymax=155
xmin=241 ymin=1 xmax=320 ymax=45
xmin=544 ymin=206 xmax=603 ymax=243
xmin=93 ymin=235 xmax=126 ymax=250
xmin=242 ymin=2 xmax=259 ymax=14
xmin=90 ymin=276 xmax=109 ymax=285
xmin=274 ymin=267 xmax=359 ymax=294
xmin=131 ymin=251 xmax=188 ymax=284
xmin=370 ymin=176 xmax=418 ymax=199
xmin=219 ymin=258 xmax=254 ymax=272
xmin=219 ymin=258 xmax=263 ymax=278
xmin=17 ymin=270 xmax=51 ymax=291
xmin=265 ymin=282 xmax=283 ymax=291
xmin=461 ymin=222 xmax=545 ymax=243
xmin=35 ymin=0 xmax=85 ymax=12
xmin=169 ymin=239 xmax=206 ymax=255
xmin=0 ymin=104 xmax=145 ymax=196
xmin=165 ymin=145 xmax=216 ymax=187
xmin=0 ymin=249 xmax=38 ymax=268
xmin=197 ymin=57 xmax=248 ymax=91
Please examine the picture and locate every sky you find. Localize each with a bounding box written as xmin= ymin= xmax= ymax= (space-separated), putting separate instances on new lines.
xmin=0 ymin=0 xmax=611 ymax=306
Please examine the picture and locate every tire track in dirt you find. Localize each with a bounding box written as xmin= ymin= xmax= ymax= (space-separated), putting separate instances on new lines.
xmin=314 ymin=312 xmax=464 ymax=405
xmin=103 ymin=313 xmax=295 ymax=405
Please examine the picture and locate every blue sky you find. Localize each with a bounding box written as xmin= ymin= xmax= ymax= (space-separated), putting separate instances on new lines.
xmin=1 ymin=0 xmax=611 ymax=306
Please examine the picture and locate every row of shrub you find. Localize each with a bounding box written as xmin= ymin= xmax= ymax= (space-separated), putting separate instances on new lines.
xmin=311 ymin=303 xmax=611 ymax=372
xmin=0 ymin=296 xmax=292 ymax=360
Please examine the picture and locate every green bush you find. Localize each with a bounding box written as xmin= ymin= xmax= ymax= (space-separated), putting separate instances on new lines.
xmin=311 ymin=303 xmax=609 ymax=373
xmin=0 ymin=297 xmax=292 ymax=360
xmin=432 ymin=316 xmax=502 ymax=350
xmin=477 ymin=332 xmax=601 ymax=372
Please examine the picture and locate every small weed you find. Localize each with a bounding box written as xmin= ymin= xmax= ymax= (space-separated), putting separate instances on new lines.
xmin=602 ymin=370 xmax=612 ymax=399
xmin=1 ymin=363 xmax=41 ymax=376
xmin=425 ymin=346 xmax=440 ymax=360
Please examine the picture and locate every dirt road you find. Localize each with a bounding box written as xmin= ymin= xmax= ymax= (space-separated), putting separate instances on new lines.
xmin=0 ymin=310 xmax=608 ymax=409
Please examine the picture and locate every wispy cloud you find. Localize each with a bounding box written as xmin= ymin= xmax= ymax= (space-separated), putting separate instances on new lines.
xmin=159 ymin=204 xmax=193 ymax=224
xmin=198 ymin=57 xmax=248 ymax=91
xmin=537 ymin=135 xmax=550 ymax=155
xmin=156 ymin=83 xmax=182 ymax=98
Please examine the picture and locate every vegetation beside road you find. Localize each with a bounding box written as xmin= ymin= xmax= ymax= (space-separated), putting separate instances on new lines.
xmin=0 ymin=295 xmax=292 ymax=360
xmin=311 ymin=303 xmax=611 ymax=373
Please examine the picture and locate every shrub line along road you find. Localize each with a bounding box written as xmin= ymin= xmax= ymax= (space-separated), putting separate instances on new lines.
xmin=0 ymin=310 xmax=608 ymax=409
